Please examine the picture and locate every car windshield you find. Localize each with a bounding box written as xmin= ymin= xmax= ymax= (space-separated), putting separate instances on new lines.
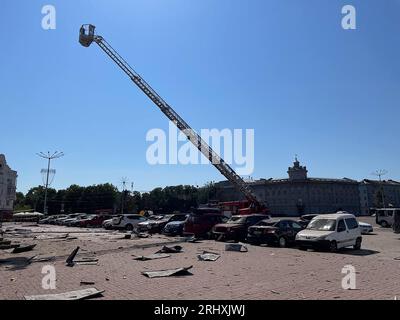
xmin=307 ymin=219 xmax=336 ymax=231
xmin=227 ymin=216 xmax=246 ymax=224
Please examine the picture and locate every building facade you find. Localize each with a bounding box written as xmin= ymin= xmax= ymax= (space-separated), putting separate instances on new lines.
xmin=0 ymin=154 xmax=17 ymax=214
xmin=216 ymin=159 xmax=363 ymax=216
xmin=359 ymin=179 xmax=400 ymax=215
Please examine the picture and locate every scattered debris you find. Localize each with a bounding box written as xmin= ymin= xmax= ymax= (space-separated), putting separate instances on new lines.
xmin=270 ymin=290 xmax=280 ymax=295
xmin=123 ymin=234 xmax=132 ymax=239
xmin=198 ymin=251 xmax=220 ymax=262
xmin=185 ymin=236 xmax=201 ymax=243
xmin=137 ymin=233 xmax=150 ymax=238
xmin=0 ymin=244 xmax=20 ymax=250
xmin=0 ymin=256 xmax=35 ymax=270
xmin=141 ymin=266 xmax=193 ymax=278
xmin=66 ymin=246 xmax=80 ymax=267
xmin=34 ymin=234 xmax=69 ymax=241
xmin=73 ymin=258 xmax=99 ymax=263
xmin=0 ymin=240 xmax=11 ymax=245
xmin=76 ymin=261 xmax=98 ymax=266
xmin=31 ymin=256 xmax=56 ymax=263
xmin=12 ymin=244 xmax=36 ymax=254
xmin=225 ymin=243 xmax=248 ymax=252
xmin=133 ymin=253 xmax=171 ymax=261
xmin=24 ymin=288 xmax=104 ymax=300
xmin=80 ymin=280 xmax=96 ymax=286
xmin=155 ymin=245 xmax=183 ymax=254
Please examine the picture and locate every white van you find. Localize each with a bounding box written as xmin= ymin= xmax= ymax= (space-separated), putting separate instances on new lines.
xmin=295 ymin=212 xmax=362 ymax=252
xmin=375 ymin=208 xmax=400 ymax=228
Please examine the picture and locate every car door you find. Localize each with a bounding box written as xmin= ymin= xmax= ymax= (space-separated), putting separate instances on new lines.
xmin=344 ymin=218 xmax=360 ymax=245
xmin=336 ymin=219 xmax=349 ymax=248
xmin=278 ymin=220 xmax=291 ymax=238
xmin=288 ymin=221 xmax=304 ymax=241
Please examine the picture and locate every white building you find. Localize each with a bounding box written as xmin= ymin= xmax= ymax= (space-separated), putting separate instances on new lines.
xmin=0 ymin=154 xmax=17 ymax=214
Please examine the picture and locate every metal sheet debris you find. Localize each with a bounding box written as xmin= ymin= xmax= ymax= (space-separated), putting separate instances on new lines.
xmin=76 ymin=261 xmax=98 ymax=266
xmin=24 ymin=288 xmax=104 ymax=300
xmin=0 ymin=244 xmax=20 ymax=250
xmin=133 ymin=253 xmax=171 ymax=261
xmin=73 ymin=258 xmax=99 ymax=263
xmin=197 ymin=251 xmax=220 ymax=261
xmin=141 ymin=266 xmax=193 ymax=278
xmin=66 ymin=246 xmax=80 ymax=267
xmin=225 ymin=243 xmax=248 ymax=252
xmin=155 ymin=245 xmax=183 ymax=254
xmin=12 ymin=244 xmax=36 ymax=254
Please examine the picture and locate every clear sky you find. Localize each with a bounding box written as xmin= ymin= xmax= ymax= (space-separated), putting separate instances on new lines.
xmin=1 ymin=0 xmax=399 ymax=194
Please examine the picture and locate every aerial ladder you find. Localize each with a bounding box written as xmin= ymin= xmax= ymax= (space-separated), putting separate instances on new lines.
xmin=79 ymin=24 xmax=267 ymax=215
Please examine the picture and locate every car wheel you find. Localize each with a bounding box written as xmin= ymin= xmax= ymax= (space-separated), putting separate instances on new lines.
xmin=125 ymin=224 xmax=134 ymax=231
xmin=278 ymin=236 xmax=287 ymax=248
xmin=381 ymin=221 xmax=389 ymax=228
xmin=354 ymin=237 xmax=362 ymax=250
xmin=329 ymin=240 xmax=338 ymax=253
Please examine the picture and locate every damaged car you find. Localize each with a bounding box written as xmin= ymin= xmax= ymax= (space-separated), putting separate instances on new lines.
xmin=247 ymin=218 xmax=304 ymax=247
xmin=212 ymin=214 xmax=269 ymax=241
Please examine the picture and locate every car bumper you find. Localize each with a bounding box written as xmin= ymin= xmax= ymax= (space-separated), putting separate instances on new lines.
xmin=295 ymin=239 xmax=331 ymax=249
xmin=212 ymin=231 xmax=242 ymax=241
xmin=246 ymin=233 xmax=278 ymax=244
xmin=360 ymin=227 xmax=373 ymax=234
xmin=162 ymin=229 xmax=181 ymax=236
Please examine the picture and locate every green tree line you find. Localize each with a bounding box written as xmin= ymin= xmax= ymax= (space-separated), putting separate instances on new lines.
xmin=14 ymin=182 xmax=217 ymax=215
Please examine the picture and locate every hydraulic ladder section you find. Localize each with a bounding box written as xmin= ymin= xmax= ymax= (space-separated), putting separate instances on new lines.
xmin=79 ymin=24 xmax=264 ymax=210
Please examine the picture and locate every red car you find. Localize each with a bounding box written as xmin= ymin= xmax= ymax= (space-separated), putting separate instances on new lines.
xmin=77 ymin=215 xmax=113 ymax=228
xmin=183 ymin=209 xmax=227 ymax=238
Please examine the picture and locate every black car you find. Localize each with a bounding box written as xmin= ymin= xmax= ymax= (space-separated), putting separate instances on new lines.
xmin=247 ymin=219 xmax=304 ymax=247
xmin=297 ymin=214 xmax=319 ymax=228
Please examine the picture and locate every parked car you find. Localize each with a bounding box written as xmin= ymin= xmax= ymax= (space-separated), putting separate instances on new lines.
xmin=212 ymin=214 xmax=270 ymax=241
xmin=102 ymin=217 xmax=117 ymax=230
xmin=183 ymin=213 xmax=228 ymax=238
xmin=247 ymin=218 xmax=304 ymax=247
xmin=39 ymin=215 xmax=60 ymax=224
xmin=53 ymin=215 xmax=69 ymax=225
xmin=358 ymin=221 xmax=373 ymax=234
xmin=72 ymin=215 xmax=112 ymax=228
xmin=375 ymin=208 xmax=400 ymax=228
xmin=295 ymin=212 xmax=362 ymax=252
xmin=162 ymin=216 xmax=189 ymax=236
xmin=112 ymin=214 xmax=147 ymax=230
xmin=297 ymin=214 xmax=319 ymax=228
xmin=145 ymin=214 xmax=188 ymax=234
xmin=62 ymin=214 xmax=88 ymax=226
xmin=137 ymin=215 xmax=164 ymax=232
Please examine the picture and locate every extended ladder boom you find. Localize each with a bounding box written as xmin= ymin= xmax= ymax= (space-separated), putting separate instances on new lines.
xmin=79 ymin=24 xmax=263 ymax=208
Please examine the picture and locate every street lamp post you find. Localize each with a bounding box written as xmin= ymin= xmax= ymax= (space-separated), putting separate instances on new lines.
xmin=37 ymin=151 xmax=64 ymax=215
xmin=372 ymin=169 xmax=388 ymax=209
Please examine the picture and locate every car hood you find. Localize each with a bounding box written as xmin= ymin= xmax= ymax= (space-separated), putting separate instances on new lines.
xmin=166 ymin=221 xmax=185 ymax=227
xmin=214 ymin=223 xmax=242 ymax=229
xmin=358 ymin=222 xmax=371 ymax=227
xmin=297 ymin=229 xmax=334 ymax=238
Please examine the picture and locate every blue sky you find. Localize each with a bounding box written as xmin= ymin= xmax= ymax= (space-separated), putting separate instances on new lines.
xmin=1 ymin=0 xmax=399 ymax=194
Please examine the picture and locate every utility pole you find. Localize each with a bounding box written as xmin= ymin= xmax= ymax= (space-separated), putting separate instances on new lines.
xmin=372 ymin=169 xmax=388 ymax=208
xmin=121 ymin=177 xmax=128 ymax=214
xmin=37 ymin=151 xmax=64 ymax=215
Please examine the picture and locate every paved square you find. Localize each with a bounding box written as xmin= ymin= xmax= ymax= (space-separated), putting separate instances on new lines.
xmin=1 ymin=217 xmax=399 ymax=300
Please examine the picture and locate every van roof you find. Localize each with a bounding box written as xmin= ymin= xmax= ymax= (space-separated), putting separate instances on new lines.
xmin=313 ymin=212 xmax=356 ymax=220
